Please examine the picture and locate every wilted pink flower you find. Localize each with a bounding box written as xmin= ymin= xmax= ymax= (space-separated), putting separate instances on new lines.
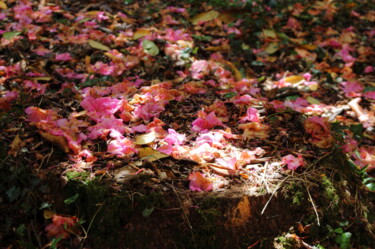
xmin=340 ymin=81 xmax=363 ymax=98
xmin=55 ymin=53 xmax=72 ymax=61
xmin=364 ymin=66 xmax=374 ymax=74
xmin=192 ymin=111 xmax=224 ymax=133
xmin=164 ymin=28 xmax=191 ymax=42
xmin=363 ymin=91 xmax=375 ymax=100
xmin=32 ymin=46 xmax=52 ymax=56
xmin=81 ymin=96 xmax=122 ymax=120
xmin=342 ymin=138 xmax=358 ymax=153
xmin=45 ymin=214 xmax=78 ymax=239
xmin=92 ymin=61 xmax=115 ymax=75
xmin=164 ymin=129 xmax=185 ymax=145
xmin=188 ymin=172 xmax=213 ymax=192
xmin=239 ymin=107 xmax=260 ymax=123
xmin=304 ymin=116 xmax=334 ymax=148
xmin=196 ymin=131 xmax=224 ymax=148
xmin=216 ymin=158 xmax=237 ymax=171
xmin=166 ymin=7 xmax=186 ymax=13
xmin=190 ymin=60 xmax=209 ymax=79
xmin=282 ymin=154 xmax=305 ymax=170
xmin=25 ymin=106 xmax=58 ymax=123
xmin=88 ymin=117 xmax=127 ymax=140
xmin=24 ymin=80 xmax=47 ymax=95
xmin=337 ymin=44 xmax=356 ymax=63
xmin=134 ymin=101 xmax=166 ymax=121
xmin=107 ymin=138 xmax=137 ymax=157
xmin=96 ymin=11 xmax=109 ymax=21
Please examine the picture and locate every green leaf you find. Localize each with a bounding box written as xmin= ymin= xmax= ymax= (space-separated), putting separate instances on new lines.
xmin=88 ymin=39 xmax=110 ymax=51
xmin=64 ymin=193 xmax=79 ymax=205
xmin=50 ymin=236 xmax=63 ymax=249
xmin=3 ymin=31 xmax=21 ymax=40
xmin=223 ymin=92 xmax=237 ymax=99
xmin=365 ymin=182 xmax=375 ymax=192
xmin=349 ymin=124 xmax=363 ymax=140
xmin=335 ymin=232 xmax=352 ymax=249
xmin=16 ymin=224 xmax=26 ymax=237
xmin=6 ymin=186 xmax=21 ymax=202
xmin=142 ymin=39 xmax=159 ymax=56
xmin=334 ymin=227 xmax=343 ymax=234
xmin=363 ymin=86 xmax=375 ymax=93
xmin=142 ymin=207 xmax=154 ymax=217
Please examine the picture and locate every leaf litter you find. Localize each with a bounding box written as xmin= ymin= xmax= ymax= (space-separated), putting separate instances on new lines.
xmin=0 ymin=0 xmax=374 ymax=247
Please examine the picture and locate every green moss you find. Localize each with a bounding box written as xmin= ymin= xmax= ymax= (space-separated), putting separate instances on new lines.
xmin=283 ymin=183 xmax=305 ymax=206
xmin=65 ymin=171 xmax=90 ymax=182
xmin=274 ymin=234 xmax=299 ymax=249
xmin=320 ymin=174 xmax=339 ymax=210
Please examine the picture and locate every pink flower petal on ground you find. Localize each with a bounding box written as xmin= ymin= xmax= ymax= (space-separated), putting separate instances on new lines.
xmin=25 ymin=106 xmax=58 ymax=123
xmin=88 ymin=117 xmax=127 ymax=140
xmin=134 ymin=101 xmax=166 ymax=121
xmin=282 ymin=154 xmax=305 ymax=170
xmin=55 ymin=53 xmax=72 ymax=61
xmin=192 ymin=111 xmax=224 ymax=133
xmin=196 ymin=131 xmax=225 ymax=148
xmin=81 ymin=96 xmax=122 ymax=120
xmin=340 ymin=81 xmax=363 ymax=98
xmin=188 ymin=172 xmax=213 ymax=192
xmin=304 ymin=117 xmax=334 ymax=148
xmin=107 ymin=138 xmax=137 ymax=157
xmin=364 ymin=66 xmax=374 ymax=74
xmin=164 ymin=129 xmax=185 ymax=145
xmin=190 ymin=60 xmax=209 ymax=79
xmin=216 ymin=158 xmax=237 ymax=171
xmin=363 ymin=91 xmax=375 ymax=100
xmin=239 ymin=107 xmax=260 ymax=123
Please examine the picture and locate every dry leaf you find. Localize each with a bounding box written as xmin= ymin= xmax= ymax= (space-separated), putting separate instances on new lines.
xmin=44 ymin=210 xmax=55 ymax=219
xmin=40 ymin=132 xmax=70 ymax=153
xmin=8 ymin=134 xmax=24 ymax=157
xmin=133 ymin=28 xmax=152 ymax=40
xmin=134 ymin=131 xmax=157 ymax=145
xmin=190 ymin=10 xmax=219 ymax=25
xmin=88 ymin=39 xmax=110 ymax=51
xmin=307 ymin=96 xmax=320 ymax=104
xmin=30 ymin=76 xmax=52 ymax=81
xmin=0 ymin=1 xmax=7 ymax=9
xmin=265 ymin=42 xmax=279 ymax=54
xmin=139 ymin=147 xmax=169 ymax=161
xmin=284 ymin=75 xmax=305 ymax=84
xmin=262 ymin=29 xmax=277 ymax=39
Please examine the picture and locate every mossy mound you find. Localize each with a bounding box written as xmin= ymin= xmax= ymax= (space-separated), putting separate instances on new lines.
xmin=44 ymin=151 xmax=374 ymax=249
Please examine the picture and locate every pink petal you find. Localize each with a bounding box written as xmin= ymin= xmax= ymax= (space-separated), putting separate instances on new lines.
xmin=188 ymin=172 xmax=213 ymax=192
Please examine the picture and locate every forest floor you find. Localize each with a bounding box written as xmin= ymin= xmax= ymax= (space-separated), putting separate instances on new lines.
xmin=0 ymin=0 xmax=374 ymax=248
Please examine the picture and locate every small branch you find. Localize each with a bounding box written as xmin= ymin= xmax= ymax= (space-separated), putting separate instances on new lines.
xmin=305 ymin=185 xmax=320 ymax=226
xmin=261 ymin=176 xmax=289 ymax=215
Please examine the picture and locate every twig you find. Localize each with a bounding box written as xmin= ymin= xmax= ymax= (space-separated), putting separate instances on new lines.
xmin=169 ymin=183 xmax=197 ymax=249
xmin=305 ymin=185 xmax=320 ymax=226
xmin=261 ymin=176 xmax=290 ymax=215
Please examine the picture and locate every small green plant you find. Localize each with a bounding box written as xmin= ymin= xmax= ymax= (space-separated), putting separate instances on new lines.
xmin=326 ymin=221 xmax=352 ymax=249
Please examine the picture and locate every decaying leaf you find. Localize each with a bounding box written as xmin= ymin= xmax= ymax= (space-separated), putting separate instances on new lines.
xmin=88 ymin=39 xmax=110 ymax=51
xmin=139 ymin=147 xmax=169 ymax=161
xmin=284 ymin=75 xmax=305 ymax=85
xmin=142 ymin=40 xmax=159 ymax=56
xmin=8 ymin=134 xmax=24 ymax=157
xmin=133 ymin=28 xmax=152 ymax=40
xmin=0 ymin=1 xmax=7 ymax=9
xmin=190 ymin=10 xmax=219 ymax=25
xmin=39 ymin=132 xmax=70 ymax=153
xmin=134 ymin=131 xmax=157 ymax=145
